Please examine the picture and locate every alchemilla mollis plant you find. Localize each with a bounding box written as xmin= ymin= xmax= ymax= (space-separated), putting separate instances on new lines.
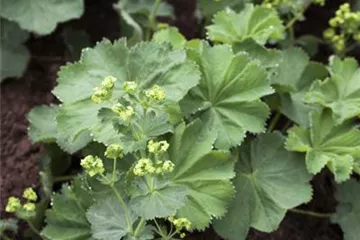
xmin=4 ymin=1 xmax=360 ymax=240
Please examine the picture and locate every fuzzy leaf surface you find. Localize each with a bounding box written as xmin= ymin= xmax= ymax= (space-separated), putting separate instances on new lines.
xmin=153 ymin=27 xmax=186 ymax=49
xmin=182 ymin=42 xmax=273 ymax=149
xmin=207 ymin=4 xmax=284 ymax=45
xmin=28 ymin=105 xmax=59 ymax=143
xmin=169 ymin=120 xmax=236 ymax=230
xmin=214 ymin=132 xmax=312 ymax=240
xmin=0 ymin=0 xmax=84 ymax=35
xmin=53 ymin=39 xmax=199 ymax=153
xmin=305 ymin=56 xmax=360 ymax=124
xmin=86 ymin=196 xmax=137 ymax=240
xmin=286 ymin=109 xmax=360 ymax=182
xmin=331 ymin=179 xmax=360 ymax=240
xmin=1 ymin=18 xmax=29 ymax=81
xmin=42 ymin=178 xmax=93 ymax=240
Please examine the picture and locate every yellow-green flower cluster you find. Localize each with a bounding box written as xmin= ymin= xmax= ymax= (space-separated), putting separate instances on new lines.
xmin=133 ymin=158 xmax=175 ymax=176
xmin=105 ymin=143 xmax=124 ymax=160
xmin=123 ymin=81 xmax=138 ymax=94
xmin=147 ymin=140 xmax=169 ymax=154
xmin=144 ymin=85 xmax=166 ymax=102
xmin=6 ymin=188 xmax=38 ymax=214
xmin=80 ymin=155 xmax=105 ymax=177
xmin=91 ymin=76 xmax=117 ymax=103
xmin=111 ymin=103 xmax=135 ymax=121
xmin=168 ymin=216 xmax=192 ymax=238
xmin=323 ymin=3 xmax=360 ymax=52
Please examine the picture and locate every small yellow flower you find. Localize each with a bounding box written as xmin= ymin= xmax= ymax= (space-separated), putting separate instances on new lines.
xmin=101 ymin=76 xmax=117 ymax=90
xmin=162 ymin=160 xmax=175 ymax=173
xmin=23 ymin=202 xmax=36 ymax=212
xmin=105 ymin=144 xmax=124 ymax=160
xmin=147 ymin=140 xmax=169 ymax=154
xmin=123 ymin=81 xmax=138 ymax=94
xmin=111 ymin=104 xmax=135 ymax=121
xmin=180 ymin=233 xmax=186 ymax=239
xmin=133 ymin=158 xmax=154 ymax=176
xmin=80 ymin=155 xmax=105 ymax=177
xmin=144 ymin=85 xmax=166 ymax=102
xmin=5 ymin=197 xmax=21 ymax=213
xmin=23 ymin=188 xmax=37 ymax=201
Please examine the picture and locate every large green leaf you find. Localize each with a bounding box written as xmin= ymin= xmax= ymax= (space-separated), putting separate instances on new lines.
xmin=129 ymin=177 xmax=188 ymax=219
xmin=86 ymin=197 xmax=137 ymax=240
xmin=207 ymin=4 xmax=284 ymax=45
xmin=273 ymin=48 xmax=328 ymax=126
xmin=42 ymin=178 xmax=93 ymax=240
xmin=170 ymin=120 xmax=236 ymax=230
xmin=53 ymin=39 xmax=200 ymax=153
xmin=198 ymin=0 xmax=246 ymax=18
xmin=305 ymin=56 xmax=360 ymax=124
xmin=285 ymin=109 xmax=360 ymax=182
xmin=28 ymin=105 xmax=59 ymax=143
xmin=1 ymin=18 xmax=29 ymax=81
xmin=153 ymin=27 xmax=186 ymax=49
xmin=331 ymin=179 xmax=360 ymax=240
xmin=181 ymin=42 xmax=273 ymax=149
xmin=214 ymin=132 xmax=312 ymax=240
xmin=0 ymin=0 xmax=84 ymax=35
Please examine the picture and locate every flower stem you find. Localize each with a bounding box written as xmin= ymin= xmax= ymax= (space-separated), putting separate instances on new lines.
xmin=289 ymin=208 xmax=332 ymax=218
xmin=109 ymin=184 xmax=134 ymax=234
xmin=134 ymin=218 xmax=146 ymax=237
xmin=112 ymin=158 xmax=117 ymax=183
xmin=267 ymin=111 xmax=281 ymax=132
xmin=145 ymin=0 xmax=162 ymax=40
xmin=26 ymin=220 xmax=44 ymax=239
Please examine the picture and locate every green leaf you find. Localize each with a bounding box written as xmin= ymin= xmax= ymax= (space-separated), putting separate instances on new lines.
xmin=198 ymin=0 xmax=246 ymax=18
xmin=280 ymin=63 xmax=328 ymax=127
xmin=0 ymin=18 xmax=29 ymax=81
xmin=331 ymin=179 xmax=360 ymax=240
xmin=285 ymin=109 xmax=360 ymax=182
xmin=86 ymin=196 xmax=137 ymax=240
xmin=170 ymin=120 xmax=236 ymax=230
xmin=54 ymin=39 xmax=200 ymax=153
xmin=129 ymin=177 xmax=188 ymax=219
xmin=153 ymin=27 xmax=186 ymax=49
xmin=181 ymin=42 xmax=273 ymax=149
xmin=305 ymin=56 xmax=360 ymax=124
xmin=28 ymin=105 xmax=59 ymax=143
xmin=0 ymin=0 xmax=84 ymax=35
xmin=207 ymin=4 xmax=284 ymax=45
xmin=115 ymin=0 xmax=173 ymax=17
xmin=62 ymin=27 xmax=91 ymax=61
xmin=42 ymin=178 xmax=93 ymax=240
xmin=214 ymin=132 xmax=312 ymax=240
xmin=0 ymin=218 xmax=18 ymax=235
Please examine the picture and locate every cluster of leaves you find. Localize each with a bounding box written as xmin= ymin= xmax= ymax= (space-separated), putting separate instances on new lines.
xmin=3 ymin=0 xmax=359 ymax=240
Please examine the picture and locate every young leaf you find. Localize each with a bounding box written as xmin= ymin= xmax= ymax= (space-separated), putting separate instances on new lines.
xmin=153 ymin=27 xmax=186 ymax=49
xmin=42 ymin=178 xmax=93 ymax=240
xmin=214 ymin=132 xmax=312 ymax=240
xmin=53 ymin=39 xmax=200 ymax=153
xmin=181 ymin=42 xmax=274 ymax=149
xmin=207 ymin=4 xmax=284 ymax=45
xmin=305 ymin=56 xmax=360 ymax=124
xmin=129 ymin=177 xmax=188 ymax=219
xmin=1 ymin=18 xmax=29 ymax=81
xmin=286 ymin=109 xmax=360 ymax=182
xmin=169 ymin=120 xmax=236 ymax=230
xmin=86 ymin=196 xmax=137 ymax=240
xmin=332 ymin=179 xmax=360 ymax=240
xmin=0 ymin=0 xmax=84 ymax=35
xmin=28 ymin=105 xmax=59 ymax=143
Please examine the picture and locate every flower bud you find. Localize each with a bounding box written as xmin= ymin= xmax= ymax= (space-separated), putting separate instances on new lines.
xmin=81 ymin=155 xmax=105 ymax=177
xmin=5 ymin=197 xmax=21 ymax=213
xmin=105 ymin=144 xmax=124 ymax=160
xmin=144 ymin=85 xmax=166 ymax=102
xmin=23 ymin=188 xmax=37 ymax=201
xmin=23 ymin=202 xmax=36 ymax=212
xmin=101 ymin=76 xmax=117 ymax=90
xmin=123 ymin=81 xmax=138 ymax=94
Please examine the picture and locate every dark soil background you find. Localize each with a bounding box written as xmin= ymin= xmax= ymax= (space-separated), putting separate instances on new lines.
xmin=0 ymin=0 xmax=358 ymax=239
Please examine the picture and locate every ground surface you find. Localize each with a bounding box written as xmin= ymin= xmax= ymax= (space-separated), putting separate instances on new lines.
xmin=1 ymin=0 xmax=357 ymax=239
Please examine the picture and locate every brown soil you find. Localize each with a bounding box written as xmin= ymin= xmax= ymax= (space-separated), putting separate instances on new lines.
xmin=0 ymin=0 xmax=355 ymax=239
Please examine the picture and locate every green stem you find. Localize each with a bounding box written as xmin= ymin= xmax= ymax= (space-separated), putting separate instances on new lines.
xmin=281 ymin=119 xmax=292 ymax=132
xmin=145 ymin=0 xmax=162 ymax=40
xmin=267 ymin=111 xmax=281 ymax=132
xmin=285 ymin=1 xmax=312 ymax=30
xmin=134 ymin=218 xmax=146 ymax=237
xmin=1 ymin=233 xmax=12 ymax=240
xmin=154 ymin=219 xmax=168 ymax=239
xmin=27 ymin=220 xmax=44 ymax=239
xmin=109 ymin=184 xmax=134 ymax=234
xmin=289 ymin=208 xmax=332 ymax=218
xmin=112 ymin=158 xmax=117 ymax=183
xmin=53 ymin=175 xmax=76 ymax=183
